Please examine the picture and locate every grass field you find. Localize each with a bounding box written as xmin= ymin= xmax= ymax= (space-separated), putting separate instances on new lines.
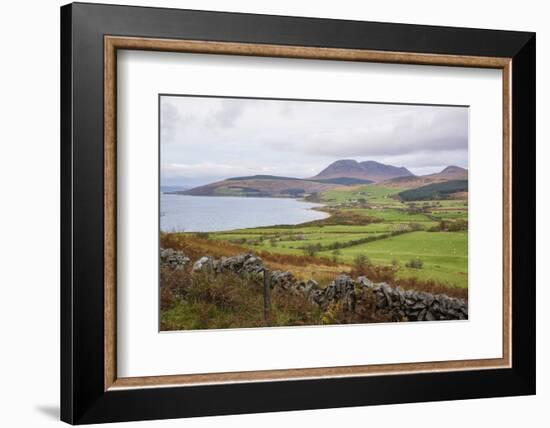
xmin=207 ymin=230 xmax=467 ymax=287
xmin=327 ymin=231 xmax=468 ymax=287
xmin=320 ymin=184 xmax=406 ymax=207
xmin=199 ymin=183 xmax=469 ymax=289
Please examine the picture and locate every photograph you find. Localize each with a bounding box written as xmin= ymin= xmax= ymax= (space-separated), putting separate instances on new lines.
xmin=159 ymin=95 xmax=469 ymax=330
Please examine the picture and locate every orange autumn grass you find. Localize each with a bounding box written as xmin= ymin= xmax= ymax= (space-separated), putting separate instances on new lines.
xmin=161 ymin=232 xmax=348 ymax=285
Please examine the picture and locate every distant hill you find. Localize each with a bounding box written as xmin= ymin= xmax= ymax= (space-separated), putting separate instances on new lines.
xmin=177 ymin=175 xmax=343 ymax=198
xmin=426 ymin=165 xmax=468 ymax=180
xmin=382 ymin=165 xmax=468 ymax=189
xmin=227 ymin=175 xmax=372 ymax=185
xmin=177 ymin=162 xmax=466 ymax=198
xmin=312 ymin=159 xmax=414 ymax=183
xmin=398 ymin=180 xmax=468 ymax=201
xmin=227 ymin=174 xmax=298 ymax=181
xmin=161 ymin=185 xmax=190 ymax=193
xmin=310 ymin=177 xmax=373 ymax=185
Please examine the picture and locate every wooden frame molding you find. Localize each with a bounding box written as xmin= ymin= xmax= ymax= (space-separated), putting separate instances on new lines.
xmin=104 ymin=35 xmax=512 ymax=391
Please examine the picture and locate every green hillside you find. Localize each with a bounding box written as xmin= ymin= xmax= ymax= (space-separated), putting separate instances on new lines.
xmin=398 ymin=180 xmax=468 ymax=201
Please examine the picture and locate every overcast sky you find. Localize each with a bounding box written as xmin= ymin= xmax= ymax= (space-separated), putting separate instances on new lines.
xmin=160 ymin=95 xmax=468 ymax=187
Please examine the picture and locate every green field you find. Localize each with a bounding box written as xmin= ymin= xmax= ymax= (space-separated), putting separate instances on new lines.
xmin=322 ymin=231 xmax=468 ymax=287
xmin=352 ymin=207 xmax=434 ymax=223
xmin=320 ymin=184 xmax=406 ymax=207
xmin=204 ymin=183 xmax=469 ymax=288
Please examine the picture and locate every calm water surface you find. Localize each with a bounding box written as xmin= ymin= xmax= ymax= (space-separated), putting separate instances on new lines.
xmin=161 ymin=194 xmax=329 ymax=232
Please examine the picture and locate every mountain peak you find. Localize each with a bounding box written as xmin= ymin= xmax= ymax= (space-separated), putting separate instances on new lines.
xmin=427 ymin=165 xmax=468 ymax=180
xmin=359 ymin=160 xmax=383 ymax=166
xmin=328 ymin=159 xmax=361 ymax=167
xmin=312 ymin=159 xmax=414 ymax=183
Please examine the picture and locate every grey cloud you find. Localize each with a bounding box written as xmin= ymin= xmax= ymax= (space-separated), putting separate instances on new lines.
xmin=160 ymin=101 xmax=179 ymax=144
xmin=206 ymin=99 xmax=246 ymax=129
xmin=294 ymin=108 xmax=468 ymax=158
xmin=160 ymin=95 xmax=468 ymax=185
xmin=160 ymin=99 xmax=195 ymax=144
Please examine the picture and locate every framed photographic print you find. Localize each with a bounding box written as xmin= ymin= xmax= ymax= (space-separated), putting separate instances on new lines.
xmin=60 ymin=2 xmax=536 ymax=424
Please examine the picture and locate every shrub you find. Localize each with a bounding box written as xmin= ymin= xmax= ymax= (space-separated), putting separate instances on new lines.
xmin=256 ymin=250 xmax=338 ymax=268
xmin=159 ymin=266 xmax=192 ymax=311
xmin=321 ymin=230 xmax=412 ymax=252
xmin=350 ymin=260 xmax=395 ymax=282
xmin=302 ymin=243 xmax=322 ymax=257
xmin=447 ymin=219 xmax=468 ymax=231
xmin=185 ymin=271 xmax=248 ymax=310
xmin=320 ymin=302 xmax=346 ymax=325
xmin=429 ymin=219 xmax=468 ymax=232
xmin=405 ymin=258 xmax=424 ymax=269
xmin=271 ymin=288 xmax=322 ymax=326
xmin=353 ymin=254 xmax=371 ymax=272
xmin=230 ymin=238 xmax=247 ymax=245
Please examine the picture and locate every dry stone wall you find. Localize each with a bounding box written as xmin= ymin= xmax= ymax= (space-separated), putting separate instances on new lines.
xmin=161 ymin=249 xmax=468 ymax=321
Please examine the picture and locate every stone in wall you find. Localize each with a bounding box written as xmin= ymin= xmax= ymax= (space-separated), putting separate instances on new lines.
xmin=192 ymin=256 xmax=214 ymax=273
xmin=269 ymin=270 xmax=297 ymax=290
xmin=160 ymin=248 xmax=190 ymax=270
xmin=192 ymin=253 xmax=265 ymax=278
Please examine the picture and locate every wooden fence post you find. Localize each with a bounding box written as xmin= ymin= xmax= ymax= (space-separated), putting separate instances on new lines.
xmin=207 ymin=257 xmax=214 ymax=274
xmin=263 ymin=269 xmax=271 ymax=325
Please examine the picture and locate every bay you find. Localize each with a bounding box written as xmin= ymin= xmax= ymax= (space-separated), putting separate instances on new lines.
xmin=160 ymin=194 xmax=329 ymax=232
